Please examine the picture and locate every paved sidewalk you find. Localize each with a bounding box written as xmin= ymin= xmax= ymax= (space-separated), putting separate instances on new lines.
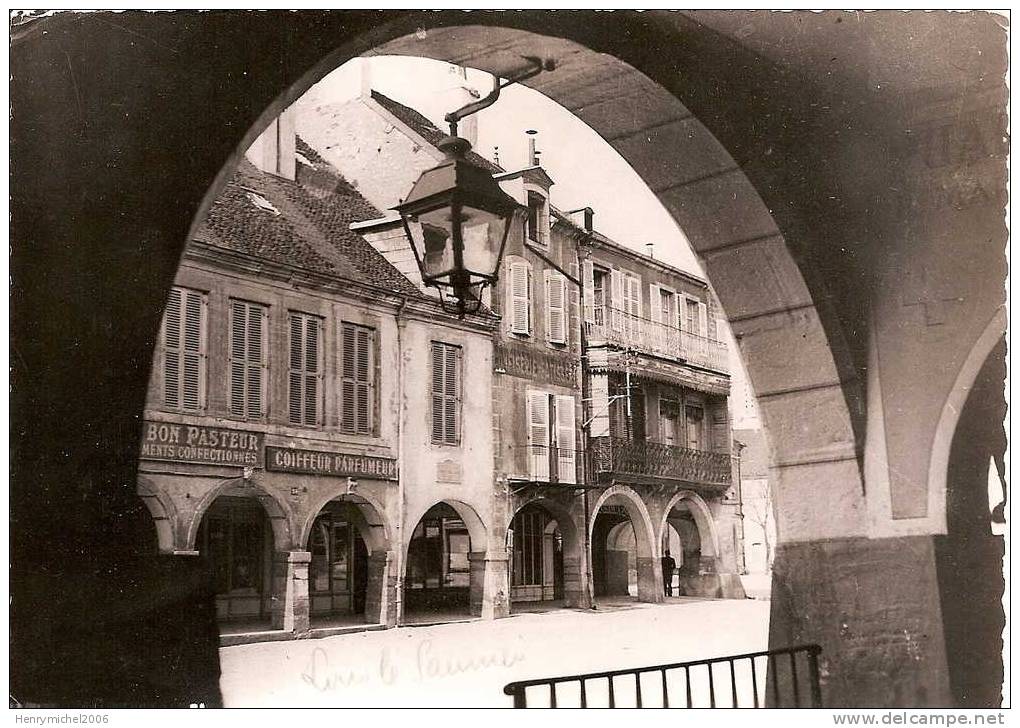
xmin=219 ymin=598 xmax=770 ymax=707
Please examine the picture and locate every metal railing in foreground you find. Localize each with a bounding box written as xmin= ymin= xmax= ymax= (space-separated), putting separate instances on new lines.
xmin=503 ymin=644 xmax=822 ymax=708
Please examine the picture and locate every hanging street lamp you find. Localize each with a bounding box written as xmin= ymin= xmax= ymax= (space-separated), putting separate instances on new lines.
xmin=395 ymin=56 xmax=554 ymax=317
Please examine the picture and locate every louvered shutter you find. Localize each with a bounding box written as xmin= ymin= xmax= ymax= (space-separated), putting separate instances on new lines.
xmin=163 ymin=288 xmax=182 ymax=408
xmin=431 ymin=343 xmax=445 ymax=443
xmin=444 ymin=344 xmax=460 ymax=444
xmin=648 ymin=284 xmax=662 ymax=352
xmin=628 ymin=276 xmax=642 ymax=319
xmin=528 ymin=391 xmax=550 ymax=480
xmin=582 ymin=260 xmax=595 ymax=326
xmin=229 ymin=300 xmax=266 ymax=418
xmin=289 ymin=312 xmax=321 ymax=426
xmin=509 ymin=261 xmax=531 ymax=334
xmin=163 ymin=287 xmax=206 ymax=411
xmin=545 ymin=271 xmax=566 ymax=345
xmin=554 ymin=395 xmax=577 ymax=484
xmin=431 ymin=342 xmax=461 ymax=445
xmin=340 ymin=323 xmax=375 ymax=435
xmin=288 ymin=314 xmax=304 ymax=424
xmin=710 ymin=400 xmax=729 ymax=453
xmin=609 ymin=269 xmax=624 ymax=332
xmin=698 ymin=301 xmax=708 ymax=337
xmin=341 ymin=324 xmax=356 ymax=431
xmin=589 ymin=374 xmax=610 ymax=437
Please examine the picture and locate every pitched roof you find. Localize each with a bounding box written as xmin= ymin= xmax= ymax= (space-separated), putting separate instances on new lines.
xmin=192 ymin=137 xmax=422 ymax=297
xmin=370 ymin=90 xmax=504 ymax=174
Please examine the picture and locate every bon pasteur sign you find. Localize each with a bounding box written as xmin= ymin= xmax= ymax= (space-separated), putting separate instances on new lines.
xmin=266 ymin=446 xmax=398 ymax=481
xmin=140 ymin=421 xmax=263 ymax=466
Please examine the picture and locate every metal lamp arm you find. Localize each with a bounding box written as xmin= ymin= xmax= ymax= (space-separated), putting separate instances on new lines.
xmin=444 ymin=56 xmax=554 ymax=137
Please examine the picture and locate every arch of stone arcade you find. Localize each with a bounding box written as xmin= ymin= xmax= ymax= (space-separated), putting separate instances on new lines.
xmin=11 ymin=11 xmax=1006 ymax=707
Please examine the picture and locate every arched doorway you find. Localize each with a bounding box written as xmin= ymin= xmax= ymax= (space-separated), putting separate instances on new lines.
xmin=196 ymin=495 xmax=276 ymax=630
xmin=509 ymin=501 xmax=579 ymax=611
xmin=403 ymin=502 xmax=479 ymax=624
xmin=304 ymin=498 xmax=374 ymax=628
xmin=590 ymin=487 xmax=658 ymax=603
xmin=934 ymin=338 xmax=1006 ymax=707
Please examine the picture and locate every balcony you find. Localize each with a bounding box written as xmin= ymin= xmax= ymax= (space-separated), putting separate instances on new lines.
xmin=525 ymin=444 xmax=578 ymax=485
xmin=589 ymin=436 xmax=732 ymax=487
xmin=585 ymin=307 xmax=729 ymax=373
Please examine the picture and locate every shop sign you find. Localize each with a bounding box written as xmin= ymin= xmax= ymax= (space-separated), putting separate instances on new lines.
xmin=494 ymin=341 xmax=577 ymax=388
xmin=266 ymin=446 xmax=398 ymax=481
xmin=140 ymin=420 xmax=263 ymax=467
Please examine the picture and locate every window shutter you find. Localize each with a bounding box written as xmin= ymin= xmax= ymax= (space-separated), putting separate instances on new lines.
xmin=589 ymin=374 xmax=610 ymax=437
xmin=648 ymin=284 xmax=662 ymax=324
xmin=163 ymin=287 xmax=206 ymax=411
xmin=528 ymin=391 xmax=550 ymax=480
xmin=582 ymin=260 xmax=595 ymax=326
xmin=288 ymin=314 xmax=304 ymax=424
xmin=181 ymin=290 xmax=204 ymax=411
xmin=431 ymin=341 xmax=461 ymax=445
xmin=554 ymin=395 xmax=577 ymax=484
xmin=229 ymin=300 xmax=266 ymax=419
xmin=304 ymin=317 xmax=320 ymax=426
xmin=698 ymin=301 xmax=708 ymax=337
xmin=356 ymin=327 xmax=373 ymax=434
xmin=545 ymin=271 xmax=566 ymax=345
xmin=163 ymin=288 xmax=182 ymax=408
xmin=431 ymin=343 xmax=445 ymax=443
xmin=509 ymin=261 xmax=531 ymax=335
xmin=610 ymin=269 xmax=624 ymax=332
xmin=340 ymin=324 xmax=356 ymax=431
xmin=248 ymin=304 xmax=266 ymax=418
xmin=628 ymin=276 xmax=642 ymax=319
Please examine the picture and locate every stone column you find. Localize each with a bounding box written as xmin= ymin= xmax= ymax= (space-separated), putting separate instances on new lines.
xmin=364 ymin=550 xmax=396 ymax=627
xmin=270 ymin=550 xmax=310 ymax=634
xmin=468 ymin=551 xmax=510 ymax=619
xmin=635 ymin=556 xmax=664 ymax=603
xmin=560 ymin=555 xmax=589 ymax=608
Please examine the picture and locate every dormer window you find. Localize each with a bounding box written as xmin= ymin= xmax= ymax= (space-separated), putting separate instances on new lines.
xmin=525 ymin=190 xmax=549 ymax=246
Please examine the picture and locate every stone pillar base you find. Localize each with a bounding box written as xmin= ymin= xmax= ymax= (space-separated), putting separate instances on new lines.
xmin=768 ymin=536 xmax=951 ymax=708
xmin=270 ymin=550 xmax=311 ymax=634
xmin=635 ymin=555 xmax=663 ymax=603
xmin=469 ymin=551 xmax=510 ymax=619
xmin=364 ymin=550 xmax=396 ymax=626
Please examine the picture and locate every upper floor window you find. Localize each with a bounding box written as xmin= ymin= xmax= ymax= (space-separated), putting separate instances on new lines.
xmin=610 ymin=269 xmax=642 ymax=334
xmin=339 ymin=322 xmax=375 ymax=435
xmin=545 ymin=270 xmax=567 ymax=345
xmin=162 ymin=286 xmax=207 ymax=412
xmin=525 ymin=190 xmax=549 ymax=246
xmin=288 ymin=311 xmax=323 ymax=426
xmin=228 ymin=299 xmax=268 ymax=419
xmin=431 ymin=341 xmax=462 ymax=446
xmin=684 ymin=296 xmax=708 ymax=337
xmin=527 ymin=391 xmax=576 ymax=484
xmin=507 ymin=259 xmax=533 ymax=336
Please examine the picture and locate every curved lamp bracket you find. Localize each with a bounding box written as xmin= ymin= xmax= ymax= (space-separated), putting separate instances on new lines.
xmin=444 ymin=56 xmax=556 ymax=137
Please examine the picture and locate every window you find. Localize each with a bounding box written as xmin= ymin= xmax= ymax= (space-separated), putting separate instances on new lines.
xmin=609 ymin=269 xmax=641 ymax=334
xmin=684 ymin=296 xmax=708 ymax=337
xmin=685 ymin=404 xmax=705 ymax=451
xmin=228 ymin=299 xmax=267 ymax=419
xmin=527 ymin=391 xmax=576 ymax=483
xmin=545 ymin=270 xmax=567 ymax=345
xmin=431 ymin=341 xmax=462 ymax=445
xmin=340 ymin=322 xmax=375 ymax=435
xmin=288 ymin=311 xmax=322 ymax=426
xmin=591 ymin=266 xmax=608 ymax=327
xmin=507 ymin=259 xmax=532 ymax=335
xmin=163 ymin=286 xmax=207 ymax=411
xmin=512 ymin=508 xmax=547 ymax=587
xmin=660 ymin=398 xmax=681 ymax=446
xmin=526 ymin=191 xmax=547 ymax=245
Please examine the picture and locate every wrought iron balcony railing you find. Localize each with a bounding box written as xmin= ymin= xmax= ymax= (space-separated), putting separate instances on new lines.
xmin=589 ymin=436 xmax=732 ymax=486
xmin=526 ymin=444 xmax=578 ymax=485
xmin=585 ymin=307 xmax=729 ymax=373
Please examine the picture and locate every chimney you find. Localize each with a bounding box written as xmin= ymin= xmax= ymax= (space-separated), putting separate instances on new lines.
xmin=646 ymin=243 xmax=655 ymax=259
xmin=245 ymin=106 xmax=296 ymax=181
xmin=567 ymin=207 xmax=594 ymax=232
xmin=526 ymin=129 xmax=539 ymax=166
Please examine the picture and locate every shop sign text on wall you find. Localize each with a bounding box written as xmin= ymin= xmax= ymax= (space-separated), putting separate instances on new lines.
xmin=494 ymin=341 xmax=577 ymax=388
xmin=140 ymin=421 xmax=263 ymax=466
xmin=266 ymin=446 xmax=399 ymax=481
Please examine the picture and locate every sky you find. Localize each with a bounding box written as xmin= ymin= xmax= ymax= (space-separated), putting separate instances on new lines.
xmin=303 ymin=55 xmax=759 ymax=429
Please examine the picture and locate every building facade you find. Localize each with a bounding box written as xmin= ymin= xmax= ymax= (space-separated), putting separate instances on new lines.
xmin=297 ymin=75 xmax=745 ymax=614
xmin=137 ymin=123 xmax=505 ymax=641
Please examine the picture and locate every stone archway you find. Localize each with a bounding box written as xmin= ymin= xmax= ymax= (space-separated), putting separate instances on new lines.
xmin=186 ymin=476 xmax=295 ymax=553
xmin=590 ymin=485 xmax=660 ymax=602
xmin=136 ymin=476 xmax=179 ymax=555
xmin=12 ymin=11 xmax=1006 ymax=708
xmin=508 ymin=497 xmax=584 ymax=608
